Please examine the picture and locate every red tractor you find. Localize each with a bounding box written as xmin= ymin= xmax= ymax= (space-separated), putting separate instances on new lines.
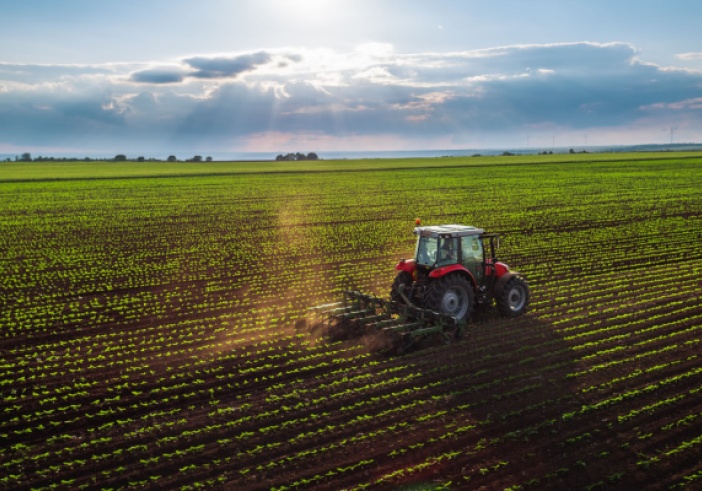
xmin=391 ymin=223 xmax=529 ymax=322
xmin=312 ymin=222 xmax=529 ymax=353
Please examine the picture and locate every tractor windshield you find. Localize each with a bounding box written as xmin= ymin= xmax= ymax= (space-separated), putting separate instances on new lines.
xmin=416 ymin=236 xmax=458 ymax=267
xmin=416 ymin=236 xmax=437 ymax=266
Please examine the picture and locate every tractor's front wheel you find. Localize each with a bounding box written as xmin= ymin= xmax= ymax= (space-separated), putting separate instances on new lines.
xmin=390 ymin=271 xmax=414 ymax=304
xmin=424 ymin=273 xmax=474 ymax=322
xmin=496 ymin=276 xmax=530 ymax=317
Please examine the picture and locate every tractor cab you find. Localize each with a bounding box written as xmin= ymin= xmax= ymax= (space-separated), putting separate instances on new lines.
xmin=414 ymin=225 xmax=497 ymax=282
xmin=394 ymin=223 xmax=528 ymax=322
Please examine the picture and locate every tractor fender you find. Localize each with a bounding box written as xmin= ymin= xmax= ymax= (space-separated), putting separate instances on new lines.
xmin=395 ymin=258 xmax=416 ymax=274
xmin=484 ymin=259 xmax=510 ymax=277
xmin=429 ymin=264 xmax=477 ymax=289
xmin=493 ymin=272 xmax=522 ymax=296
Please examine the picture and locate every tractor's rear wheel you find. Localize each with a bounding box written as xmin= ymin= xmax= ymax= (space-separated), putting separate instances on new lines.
xmin=496 ymin=276 xmax=530 ymax=317
xmin=390 ymin=271 xmax=414 ymax=304
xmin=424 ymin=273 xmax=474 ymax=322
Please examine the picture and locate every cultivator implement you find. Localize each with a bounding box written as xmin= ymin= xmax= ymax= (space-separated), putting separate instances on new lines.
xmin=311 ymin=290 xmax=466 ymax=354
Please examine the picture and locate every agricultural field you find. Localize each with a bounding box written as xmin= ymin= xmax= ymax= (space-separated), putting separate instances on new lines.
xmin=2 ymin=153 xmax=702 ymax=490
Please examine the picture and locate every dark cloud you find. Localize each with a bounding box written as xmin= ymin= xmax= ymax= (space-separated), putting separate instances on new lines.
xmin=462 ymin=51 xmax=701 ymax=131
xmin=56 ymin=99 xmax=124 ymax=124
xmin=131 ymin=68 xmax=186 ymax=84
xmin=129 ymin=50 xmax=288 ymax=86
xmin=184 ymin=51 xmax=272 ymax=79
xmin=285 ymin=53 xmax=303 ymax=63
xmin=0 ymin=92 xmax=127 ymax=150
xmin=173 ymin=83 xmax=278 ymax=139
xmin=490 ymin=42 xmax=637 ymax=73
xmin=388 ymin=42 xmax=638 ymax=88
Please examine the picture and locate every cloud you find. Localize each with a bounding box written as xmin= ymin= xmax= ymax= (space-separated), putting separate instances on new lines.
xmin=184 ymin=51 xmax=273 ymax=79
xmin=0 ymin=63 xmax=114 ymax=84
xmin=677 ymin=53 xmax=702 ymax=61
xmin=642 ymin=97 xmax=702 ymax=111
xmin=128 ymin=51 xmax=300 ymax=86
xmin=131 ymin=67 xmax=187 ymax=84
xmin=2 ymin=42 xmax=702 ymax=153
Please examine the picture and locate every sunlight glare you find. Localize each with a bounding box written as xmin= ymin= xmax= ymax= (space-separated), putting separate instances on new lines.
xmin=267 ymin=0 xmax=348 ymax=24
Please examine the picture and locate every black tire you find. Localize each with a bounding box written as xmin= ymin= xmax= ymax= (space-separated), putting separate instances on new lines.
xmin=390 ymin=271 xmax=414 ymax=303
xmin=496 ymin=276 xmax=530 ymax=317
xmin=424 ymin=273 xmax=474 ymax=322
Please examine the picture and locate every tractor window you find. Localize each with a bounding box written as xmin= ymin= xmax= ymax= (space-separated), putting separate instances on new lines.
xmin=437 ymin=237 xmax=459 ymax=266
xmin=416 ymin=236 xmax=438 ymax=266
xmin=416 ymin=236 xmax=459 ymax=267
xmin=461 ymin=236 xmax=484 ymax=282
xmin=462 ymin=236 xmax=483 ymax=261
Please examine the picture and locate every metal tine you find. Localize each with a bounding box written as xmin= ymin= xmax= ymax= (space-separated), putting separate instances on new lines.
xmin=381 ymin=320 xmax=425 ymax=334
xmin=366 ymin=316 xmax=402 ymax=330
xmin=310 ymin=287 xmax=470 ymax=354
xmin=309 ymin=301 xmax=344 ymax=311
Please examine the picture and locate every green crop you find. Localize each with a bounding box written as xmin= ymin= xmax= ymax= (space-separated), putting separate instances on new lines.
xmin=2 ymin=153 xmax=702 ymax=490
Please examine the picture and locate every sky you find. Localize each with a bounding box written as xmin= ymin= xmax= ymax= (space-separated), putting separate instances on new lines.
xmin=2 ymin=0 xmax=702 ymax=158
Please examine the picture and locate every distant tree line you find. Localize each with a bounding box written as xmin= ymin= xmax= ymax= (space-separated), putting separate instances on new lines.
xmin=108 ymin=154 xmax=215 ymax=162
xmin=5 ymin=153 xmax=214 ymax=163
xmin=275 ymin=152 xmax=319 ymax=161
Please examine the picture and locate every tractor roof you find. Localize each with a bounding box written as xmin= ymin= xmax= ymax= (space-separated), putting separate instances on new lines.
xmin=414 ymin=224 xmax=484 ymax=238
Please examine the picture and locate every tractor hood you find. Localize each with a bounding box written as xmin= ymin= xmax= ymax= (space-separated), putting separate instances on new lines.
xmin=395 ymin=258 xmax=416 ymax=273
